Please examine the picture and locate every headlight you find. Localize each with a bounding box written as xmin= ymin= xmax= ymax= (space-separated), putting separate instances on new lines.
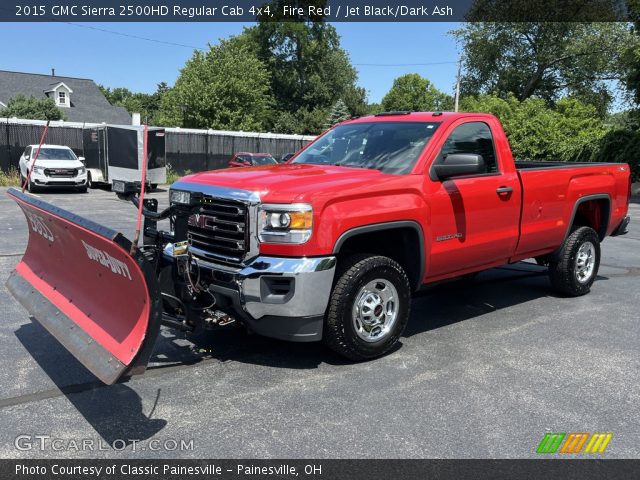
xmin=78 ymin=166 xmax=86 ymax=174
xmin=258 ymin=203 xmax=313 ymax=244
xmin=170 ymin=189 xmax=191 ymax=205
xmin=33 ymin=166 xmax=45 ymax=174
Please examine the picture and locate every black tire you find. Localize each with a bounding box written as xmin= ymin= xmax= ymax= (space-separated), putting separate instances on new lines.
xmin=77 ymin=186 xmax=88 ymax=193
xmin=27 ymin=178 xmax=37 ymax=193
xmin=151 ymin=183 xmax=158 ymax=190
xmin=324 ymin=254 xmax=411 ymax=361
xmin=549 ymin=226 xmax=600 ymax=297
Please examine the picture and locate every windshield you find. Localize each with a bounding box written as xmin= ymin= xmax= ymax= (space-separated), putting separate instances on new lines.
xmin=33 ymin=148 xmax=77 ymax=161
xmin=253 ymin=155 xmax=278 ymax=165
xmin=292 ymin=121 xmax=440 ymax=174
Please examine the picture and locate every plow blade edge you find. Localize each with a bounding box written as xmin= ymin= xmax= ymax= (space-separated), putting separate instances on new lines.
xmin=6 ymin=188 xmax=162 ymax=384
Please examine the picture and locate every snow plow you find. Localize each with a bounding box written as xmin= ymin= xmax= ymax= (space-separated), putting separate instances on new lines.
xmin=6 ymin=188 xmax=162 ymax=384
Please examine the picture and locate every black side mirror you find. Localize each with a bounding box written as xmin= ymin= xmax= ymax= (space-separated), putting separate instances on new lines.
xmin=431 ymin=154 xmax=486 ymax=180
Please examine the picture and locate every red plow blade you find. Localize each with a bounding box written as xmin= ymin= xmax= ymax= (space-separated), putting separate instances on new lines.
xmin=6 ymin=188 xmax=162 ymax=384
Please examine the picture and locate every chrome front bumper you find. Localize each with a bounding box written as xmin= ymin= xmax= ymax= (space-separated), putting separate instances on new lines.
xmin=235 ymin=255 xmax=337 ymax=319
xmin=164 ymin=246 xmax=337 ymax=341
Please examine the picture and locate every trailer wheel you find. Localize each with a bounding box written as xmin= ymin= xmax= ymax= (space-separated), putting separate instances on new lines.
xmin=324 ymin=254 xmax=411 ymax=361
xmin=549 ymin=226 xmax=600 ymax=296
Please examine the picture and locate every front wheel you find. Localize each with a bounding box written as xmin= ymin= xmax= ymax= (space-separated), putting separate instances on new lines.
xmin=549 ymin=226 xmax=600 ymax=296
xmin=324 ymin=255 xmax=411 ymax=361
xmin=26 ymin=178 xmax=38 ymax=193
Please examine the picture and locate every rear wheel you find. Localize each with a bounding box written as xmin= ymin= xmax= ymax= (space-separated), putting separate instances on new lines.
xmin=324 ymin=255 xmax=411 ymax=361
xmin=549 ymin=226 xmax=600 ymax=296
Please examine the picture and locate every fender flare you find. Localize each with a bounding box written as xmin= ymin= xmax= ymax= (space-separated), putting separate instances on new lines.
xmin=332 ymin=220 xmax=425 ymax=289
xmin=565 ymin=194 xmax=611 ymax=241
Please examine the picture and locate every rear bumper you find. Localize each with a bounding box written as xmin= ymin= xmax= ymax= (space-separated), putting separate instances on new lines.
xmin=164 ymin=247 xmax=336 ymax=342
xmin=611 ymin=216 xmax=631 ymax=236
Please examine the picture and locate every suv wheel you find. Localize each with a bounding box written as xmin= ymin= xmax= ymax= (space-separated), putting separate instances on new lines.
xmin=549 ymin=226 xmax=600 ymax=296
xmin=324 ymin=255 xmax=411 ymax=361
xmin=27 ymin=177 xmax=37 ymax=193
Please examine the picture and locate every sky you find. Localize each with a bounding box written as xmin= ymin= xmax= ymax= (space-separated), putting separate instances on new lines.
xmin=0 ymin=22 xmax=460 ymax=104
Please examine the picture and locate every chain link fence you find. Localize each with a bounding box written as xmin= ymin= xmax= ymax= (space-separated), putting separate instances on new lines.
xmin=0 ymin=119 xmax=315 ymax=174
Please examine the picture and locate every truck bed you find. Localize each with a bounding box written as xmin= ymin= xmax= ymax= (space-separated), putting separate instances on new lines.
xmin=513 ymin=161 xmax=630 ymax=260
xmin=515 ymin=161 xmax=625 ymax=170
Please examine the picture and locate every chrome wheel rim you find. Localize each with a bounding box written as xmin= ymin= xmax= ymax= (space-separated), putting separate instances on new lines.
xmin=352 ymin=278 xmax=399 ymax=343
xmin=575 ymin=241 xmax=596 ymax=284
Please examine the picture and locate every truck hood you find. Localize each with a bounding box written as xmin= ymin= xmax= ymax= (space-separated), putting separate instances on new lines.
xmin=29 ymin=159 xmax=84 ymax=169
xmin=179 ymin=164 xmax=394 ymax=203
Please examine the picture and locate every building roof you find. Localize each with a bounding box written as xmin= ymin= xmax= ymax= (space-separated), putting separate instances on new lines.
xmin=0 ymin=70 xmax=131 ymax=124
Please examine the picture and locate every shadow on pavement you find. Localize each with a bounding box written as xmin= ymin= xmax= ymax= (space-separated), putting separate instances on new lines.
xmin=14 ymin=321 xmax=166 ymax=444
xmin=12 ymin=260 xmax=593 ymax=440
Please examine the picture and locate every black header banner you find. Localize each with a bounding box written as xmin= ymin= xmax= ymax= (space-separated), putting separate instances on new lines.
xmin=1 ymin=459 xmax=639 ymax=480
xmin=0 ymin=0 xmax=634 ymax=22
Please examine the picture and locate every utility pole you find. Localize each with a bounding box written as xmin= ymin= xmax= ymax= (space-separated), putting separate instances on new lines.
xmin=454 ymin=58 xmax=462 ymax=112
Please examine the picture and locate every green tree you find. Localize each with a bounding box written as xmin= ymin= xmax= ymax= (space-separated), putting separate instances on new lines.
xmin=452 ymin=22 xmax=634 ymax=113
xmin=100 ymin=83 xmax=169 ymax=125
xmin=155 ymin=37 xmax=272 ymax=130
xmin=622 ymin=0 xmax=640 ymax=118
xmin=381 ymin=74 xmax=453 ymax=112
xmin=325 ymin=99 xmax=350 ymax=126
xmin=0 ymin=95 xmax=64 ymax=121
xmin=461 ymin=94 xmax=608 ymax=162
xmin=243 ymin=17 xmax=366 ymax=133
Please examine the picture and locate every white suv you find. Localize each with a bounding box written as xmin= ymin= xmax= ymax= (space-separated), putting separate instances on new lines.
xmin=19 ymin=145 xmax=88 ymax=193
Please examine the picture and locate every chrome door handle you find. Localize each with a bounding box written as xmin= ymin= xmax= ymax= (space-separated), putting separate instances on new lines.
xmin=496 ymin=186 xmax=513 ymax=194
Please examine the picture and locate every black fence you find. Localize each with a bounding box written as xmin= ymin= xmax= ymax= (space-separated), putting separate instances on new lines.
xmin=0 ymin=121 xmax=314 ymax=174
xmin=167 ymin=130 xmax=313 ymax=173
xmin=0 ymin=122 xmax=84 ymax=171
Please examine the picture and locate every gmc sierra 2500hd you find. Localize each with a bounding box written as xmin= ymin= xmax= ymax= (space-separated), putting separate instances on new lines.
xmin=6 ymin=112 xmax=631 ymax=384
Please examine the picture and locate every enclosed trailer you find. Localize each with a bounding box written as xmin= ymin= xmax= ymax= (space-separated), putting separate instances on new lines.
xmin=82 ymin=125 xmax=166 ymax=188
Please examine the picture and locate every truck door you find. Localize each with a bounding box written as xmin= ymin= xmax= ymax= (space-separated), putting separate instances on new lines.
xmin=426 ymin=120 xmax=521 ymax=278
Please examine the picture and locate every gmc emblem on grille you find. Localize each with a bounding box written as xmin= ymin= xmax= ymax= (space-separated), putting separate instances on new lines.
xmin=188 ymin=214 xmax=216 ymax=230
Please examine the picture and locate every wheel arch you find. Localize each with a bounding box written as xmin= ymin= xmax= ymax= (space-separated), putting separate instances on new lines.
xmin=566 ymin=194 xmax=611 ymax=241
xmin=333 ymin=221 xmax=425 ymax=291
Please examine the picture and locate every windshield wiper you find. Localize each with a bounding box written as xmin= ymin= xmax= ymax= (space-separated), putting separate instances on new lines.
xmin=332 ymin=161 xmax=380 ymax=171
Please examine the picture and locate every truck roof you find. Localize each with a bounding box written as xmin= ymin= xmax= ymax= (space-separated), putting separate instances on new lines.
xmin=344 ymin=111 xmax=497 ymax=125
xmin=26 ymin=144 xmax=72 ymax=149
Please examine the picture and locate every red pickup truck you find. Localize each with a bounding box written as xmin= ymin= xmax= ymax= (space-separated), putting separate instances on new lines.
xmin=7 ymin=112 xmax=631 ymax=384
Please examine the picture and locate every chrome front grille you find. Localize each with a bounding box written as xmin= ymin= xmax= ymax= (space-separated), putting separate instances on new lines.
xmin=187 ymin=197 xmax=249 ymax=264
xmin=45 ymin=168 xmax=77 ymax=178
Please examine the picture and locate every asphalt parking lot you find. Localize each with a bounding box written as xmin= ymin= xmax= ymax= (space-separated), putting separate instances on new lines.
xmin=0 ymin=186 xmax=638 ymax=459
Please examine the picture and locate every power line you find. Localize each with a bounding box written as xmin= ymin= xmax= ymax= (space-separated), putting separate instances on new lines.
xmin=66 ymin=23 xmax=205 ymax=50
xmin=64 ymin=24 xmax=458 ymax=67
xmin=353 ymin=61 xmax=458 ymax=66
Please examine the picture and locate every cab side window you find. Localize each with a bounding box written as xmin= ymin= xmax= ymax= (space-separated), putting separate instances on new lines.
xmin=440 ymin=122 xmax=498 ymax=174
